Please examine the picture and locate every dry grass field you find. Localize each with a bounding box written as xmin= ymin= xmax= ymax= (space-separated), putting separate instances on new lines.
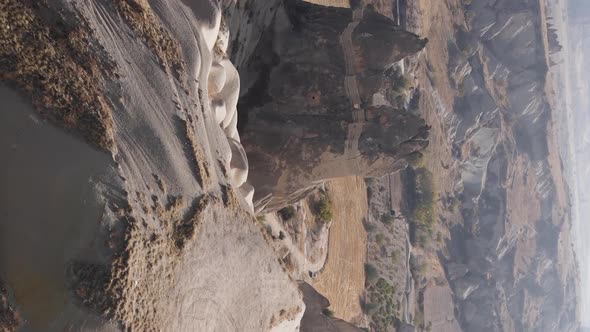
xmin=312 ymin=177 xmax=368 ymax=323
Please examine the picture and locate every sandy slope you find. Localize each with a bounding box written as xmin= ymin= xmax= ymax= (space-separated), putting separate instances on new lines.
xmin=82 ymin=0 xmax=303 ymax=329
xmin=312 ymin=177 xmax=368 ymax=323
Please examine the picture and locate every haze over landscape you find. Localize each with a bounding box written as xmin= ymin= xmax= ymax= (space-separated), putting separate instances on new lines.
xmin=565 ymin=0 xmax=590 ymax=326
xmin=0 ymin=0 xmax=589 ymax=331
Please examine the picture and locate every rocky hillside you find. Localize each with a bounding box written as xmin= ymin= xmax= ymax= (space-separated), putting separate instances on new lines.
xmin=358 ymin=0 xmax=580 ymax=331
xmin=444 ymin=0 xmax=578 ymax=330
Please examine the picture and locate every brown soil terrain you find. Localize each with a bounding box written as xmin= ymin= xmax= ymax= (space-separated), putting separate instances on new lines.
xmin=313 ymin=177 xmax=368 ymax=323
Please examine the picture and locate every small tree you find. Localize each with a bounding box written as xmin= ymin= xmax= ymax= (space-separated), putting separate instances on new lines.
xmin=362 ymin=302 xmax=379 ymax=314
xmin=380 ymin=213 xmax=394 ymax=225
xmin=316 ymin=196 xmax=333 ymax=223
xmin=365 ymin=263 xmax=379 ymax=282
xmin=279 ymin=206 xmax=296 ymax=220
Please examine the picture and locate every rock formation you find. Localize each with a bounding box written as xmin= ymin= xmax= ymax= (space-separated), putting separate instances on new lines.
xmin=237 ymin=0 xmax=429 ymax=211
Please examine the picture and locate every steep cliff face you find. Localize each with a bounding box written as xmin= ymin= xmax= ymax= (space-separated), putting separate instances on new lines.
xmin=0 ymin=1 xmax=305 ymax=330
xmin=441 ymin=0 xmax=578 ymax=331
xmin=236 ymin=0 xmax=429 ymax=211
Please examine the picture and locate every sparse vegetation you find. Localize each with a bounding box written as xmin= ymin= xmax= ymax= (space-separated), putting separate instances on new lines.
xmin=366 ymin=278 xmax=400 ymax=331
xmin=278 ymin=206 xmax=296 ymax=220
xmin=404 ymin=167 xmax=438 ymax=247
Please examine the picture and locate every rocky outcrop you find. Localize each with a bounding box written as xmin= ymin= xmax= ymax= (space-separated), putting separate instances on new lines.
xmin=237 ymin=0 xmax=428 ymax=211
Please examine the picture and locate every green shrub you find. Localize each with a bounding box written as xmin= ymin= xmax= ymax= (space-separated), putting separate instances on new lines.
xmin=279 ymin=206 xmax=296 ymax=220
xmin=366 ymin=186 xmax=373 ymax=201
xmin=362 ymin=302 xmax=379 ymax=314
xmin=322 ymin=308 xmax=335 ymax=317
xmin=465 ymin=10 xmax=476 ymax=26
xmin=316 ymin=195 xmax=333 ymax=223
xmin=365 ymin=263 xmax=379 ymax=282
xmin=416 ymin=230 xmax=430 ymax=247
xmin=415 ymin=205 xmax=435 ymax=230
xmin=380 ymin=213 xmax=394 ymax=225
xmin=264 ymin=225 xmax=273 ymax=236
xmin=363 ymin=219 xmax=376 ymax=232
xmin=376 ymin=233 xmax=385 ymax=245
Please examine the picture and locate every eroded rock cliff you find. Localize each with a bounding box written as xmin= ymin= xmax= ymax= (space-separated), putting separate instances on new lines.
xmin=440 ymin=0 xmax=579 ymax=330
xmin=235 ymin=0 xmax=429 ymax=211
